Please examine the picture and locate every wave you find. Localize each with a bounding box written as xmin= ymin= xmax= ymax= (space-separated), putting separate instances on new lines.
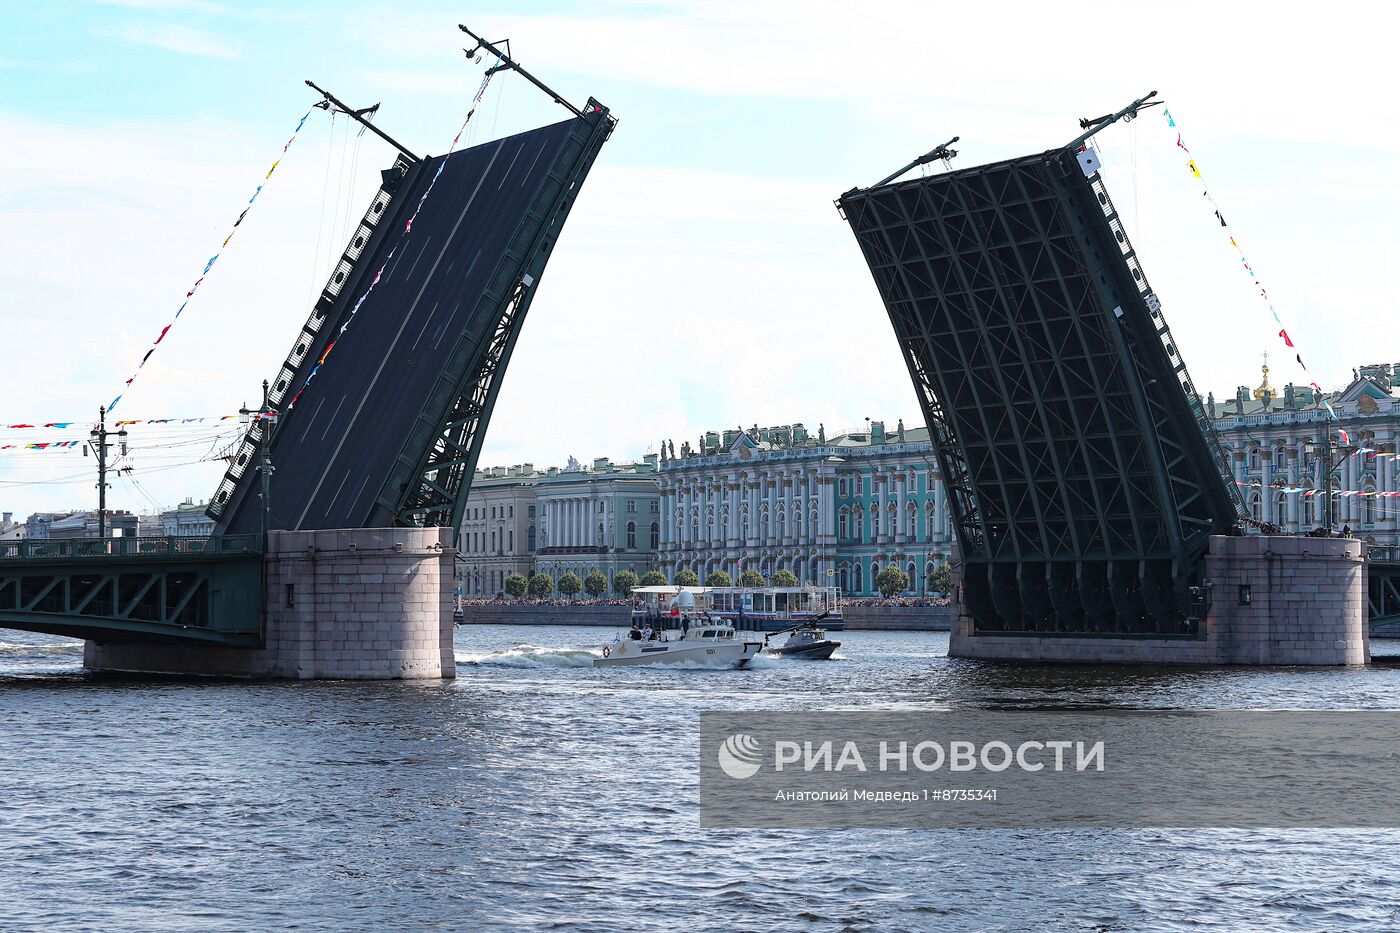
xmin=455 ymin=644 xmax=599 ymax=669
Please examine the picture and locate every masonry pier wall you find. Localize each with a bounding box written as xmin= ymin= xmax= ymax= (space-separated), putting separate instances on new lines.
xmin=949 ymin=536 xmax=1367 ymax=665
xmin=84 ymin=527 xmax=457 ymax=679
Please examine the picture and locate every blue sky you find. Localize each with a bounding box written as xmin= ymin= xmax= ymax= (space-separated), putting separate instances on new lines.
xmin=2 ymin=1 xmax=1397 ymax=519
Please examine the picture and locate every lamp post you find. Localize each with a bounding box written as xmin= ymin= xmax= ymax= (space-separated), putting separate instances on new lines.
xmin=239 ymin=380 xmax=278 ymax=549
xmin=88 ymin=406 xmax=128 ymax=542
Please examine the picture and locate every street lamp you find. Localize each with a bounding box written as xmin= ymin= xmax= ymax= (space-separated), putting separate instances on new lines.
xmin=88 ymin=406 xmax=128 ymax=543
xmin=239 ymin=379 xmax=278 ymax=548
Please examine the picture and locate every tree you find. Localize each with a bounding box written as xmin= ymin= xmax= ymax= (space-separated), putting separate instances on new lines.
xmin=674 ymin=569 xmax=700 ymax=587
xmin=613 ymin=569 xmax=639 ymax=596
xmin=503 ymin=574 xmax=528 ymax=599
xmin=639 ymin=570 xmax=667 ymax=587
xmin=527 ymin=573 xmax=553 ymax=598
xmin=739 ymin=569 xmax=766 ymax=588
xmin=558 ymin=572 xmax=582 ymax=598
xmin=706 ymin=570 xmax=733 ymax=588
xmin=584 ymin=570 xmax=608 ymax=598
xmin=927 ymin=563 xmax=953 ymax=595
xmin=771 ymin=569 xmax=799 ymax=587
xmin=876 ymin=565 xmax=910 ymax=597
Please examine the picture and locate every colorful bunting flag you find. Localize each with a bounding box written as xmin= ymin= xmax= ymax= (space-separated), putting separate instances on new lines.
xmin=107 ymin=107 xmax=316 ymax=413
xmin=1166 ymin=106 xmax=1333 ymax=424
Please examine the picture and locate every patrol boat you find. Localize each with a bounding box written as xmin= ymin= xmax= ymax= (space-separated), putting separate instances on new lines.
xmin=766 ymin=621 xmax=841 ymax=660
xmin=595 ymin=591 xmax=763 ymax=668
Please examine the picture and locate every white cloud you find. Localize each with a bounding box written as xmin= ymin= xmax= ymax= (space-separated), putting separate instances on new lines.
xmin=110 ymin=23 xmax=237 ymax=59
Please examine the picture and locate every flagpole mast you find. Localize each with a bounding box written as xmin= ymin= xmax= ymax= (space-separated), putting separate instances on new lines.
xmin=303 ymin=81 xmax=420 ymax=163
xmin=458 ymin=24 xmax=585 ymax=118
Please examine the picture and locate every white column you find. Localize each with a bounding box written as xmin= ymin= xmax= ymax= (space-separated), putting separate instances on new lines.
xmin=1287 ymin=448 xmax=1300 ymax=530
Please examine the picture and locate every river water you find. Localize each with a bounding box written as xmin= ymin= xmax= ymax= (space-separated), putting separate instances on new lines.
xmin=2 ymin=624 xmax=1399 ymax=931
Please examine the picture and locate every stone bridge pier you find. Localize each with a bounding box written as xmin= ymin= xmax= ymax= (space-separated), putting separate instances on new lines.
xmin=949 ymin=536 xmax=1367 ymax=665
xmin=85 ymin=527 xmax=457 ymax=679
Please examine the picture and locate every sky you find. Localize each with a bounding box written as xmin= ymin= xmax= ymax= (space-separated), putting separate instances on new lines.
xmin=1 ymin=0 xmax=1397 ymax=520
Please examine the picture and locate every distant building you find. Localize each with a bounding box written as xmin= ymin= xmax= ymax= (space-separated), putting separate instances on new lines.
xmin=659 ymin=420 xmax=955 ymax=597
xmin=160 ymin=497 xmax=216 ymax=537
xmin=25 ymin=510 xmax=138 ymax=539
xmin=534 ymin=455 xmax=662 ymax=591
xmin=458 ymin=464 xmax=546 ymax=596
xmin=0 ymin=511 xmax=23 ymax=542
xmin=1209 ymin=361 xmax=1400 ymax=549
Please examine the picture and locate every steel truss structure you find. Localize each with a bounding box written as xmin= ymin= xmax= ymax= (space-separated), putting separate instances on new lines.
xmin=839 ymin=147 xmax=1243 ymax=636
xmin=0 ymin=536 xmax=264 ymax=645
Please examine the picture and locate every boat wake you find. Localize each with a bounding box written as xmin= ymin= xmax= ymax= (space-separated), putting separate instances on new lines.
xmin=455 ymin=644 xmax=598 ymax=669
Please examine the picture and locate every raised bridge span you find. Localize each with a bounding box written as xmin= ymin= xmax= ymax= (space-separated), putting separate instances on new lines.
xmin=0 ymin=68 xmax=614 ymax=651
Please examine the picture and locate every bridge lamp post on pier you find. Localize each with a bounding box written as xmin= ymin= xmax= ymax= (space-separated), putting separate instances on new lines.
xmin=239 ymin=380 xmax=278 ymax=549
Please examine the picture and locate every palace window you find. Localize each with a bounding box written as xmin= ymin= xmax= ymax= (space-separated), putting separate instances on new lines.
xmin=527 ymin=525 xmax=536 ymax=552
xmin=839 ymin=478 xmax=848 ymax=497
xmin=627 ymin=499 xmax=636 ymax=513
xmin=839 ymin=512 xmax=848 ymax=539
xmin=650 ymin=522 xmax=659 ymax=549
xmin=627 ymin=521 xmax=637 ymax=549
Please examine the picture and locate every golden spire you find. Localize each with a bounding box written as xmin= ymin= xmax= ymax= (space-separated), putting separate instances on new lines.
xmin=1252 ymin=352 xmax=1274 ymax=400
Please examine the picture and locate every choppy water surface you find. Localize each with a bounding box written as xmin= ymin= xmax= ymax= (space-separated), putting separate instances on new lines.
xmin=2 ymin=625 xmax=1399 ymax=931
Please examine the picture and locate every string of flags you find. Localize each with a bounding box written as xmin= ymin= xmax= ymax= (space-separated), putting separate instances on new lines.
xmin=285 ymin=68 xmax=498 ymax=411
xmin=1164 ymin=107 xmax=1335 ymax=421
xmin=1 ymin=441 xmax=84 ymax=451
xmin=2 ymin=414 xmax=246 ymax=430
xmin=107 ymin=107 xmax=317 ymax=415
xmin=1236 ymin=481 xmax=1400 ymax=498
xmin=0 ymin=413 xmax=274 ymax=455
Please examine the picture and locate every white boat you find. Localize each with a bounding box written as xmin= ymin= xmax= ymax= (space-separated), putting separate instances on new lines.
xmin=595 ymin=591 xmax=763 ymax=668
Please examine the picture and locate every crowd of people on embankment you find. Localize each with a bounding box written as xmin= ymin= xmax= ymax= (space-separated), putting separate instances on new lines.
xmin=458 ymin=596 xmax=634 ymax=607
xmin=459 ymin=594 xmax=952 ymax=608
xmin=841 ymin=596 xmax=951 ymax=607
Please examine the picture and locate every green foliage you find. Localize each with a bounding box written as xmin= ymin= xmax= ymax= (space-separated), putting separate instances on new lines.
xmin=739 ymin=570 xmax=766 ymax=588
xmin=584 ymin=570 xmax=608 ymax=598
xmin=673 ymin=569 xmax=700 ymax=587
xmin=876 ymin=565 xmax=910 ymax=597
xmin=558 ymin=572 xmax=582 ymax=597
xmin=503 ymin=574 xmax=528 ymax=599
xmin=770 ymin=569 xmax=799 ymax=587
xmin=527 ymin=573 xmax=553 ymax=598
xmin=639 ymin=570 xmax=667 ymax=587
xmin=612 ymin=569 xmax=639 ymax=596
xmin=926 ymin=563 xmax=953 ymax=594
xmin=705 ymin=570 xmax=733 ymax=588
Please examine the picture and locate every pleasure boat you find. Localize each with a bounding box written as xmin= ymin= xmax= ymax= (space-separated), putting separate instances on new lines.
xmin=595 ymin=591 xmax=763 ymax=668
xmin=630 ymin=583 xmax=843 ymax=632
xmin=767 ymin=622 xmax=841 ymax=660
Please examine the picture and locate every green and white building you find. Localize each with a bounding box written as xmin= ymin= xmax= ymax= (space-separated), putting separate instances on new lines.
xmin=657 ymin=420 xmax=956 ymax=597
xmin=534 ymin=455 xmax=663 ymax=589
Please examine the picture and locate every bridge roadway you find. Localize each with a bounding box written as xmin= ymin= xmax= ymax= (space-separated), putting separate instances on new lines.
xmin=0 ymin=535 xmax=264 ymax=646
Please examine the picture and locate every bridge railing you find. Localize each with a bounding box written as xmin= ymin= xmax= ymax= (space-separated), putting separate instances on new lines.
xmin=0 ymin=534 xmax=262 ymax=561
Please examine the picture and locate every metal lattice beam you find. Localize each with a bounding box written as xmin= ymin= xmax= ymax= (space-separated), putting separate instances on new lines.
xmin=838 ymin=146 xmax=1240 ymax=636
